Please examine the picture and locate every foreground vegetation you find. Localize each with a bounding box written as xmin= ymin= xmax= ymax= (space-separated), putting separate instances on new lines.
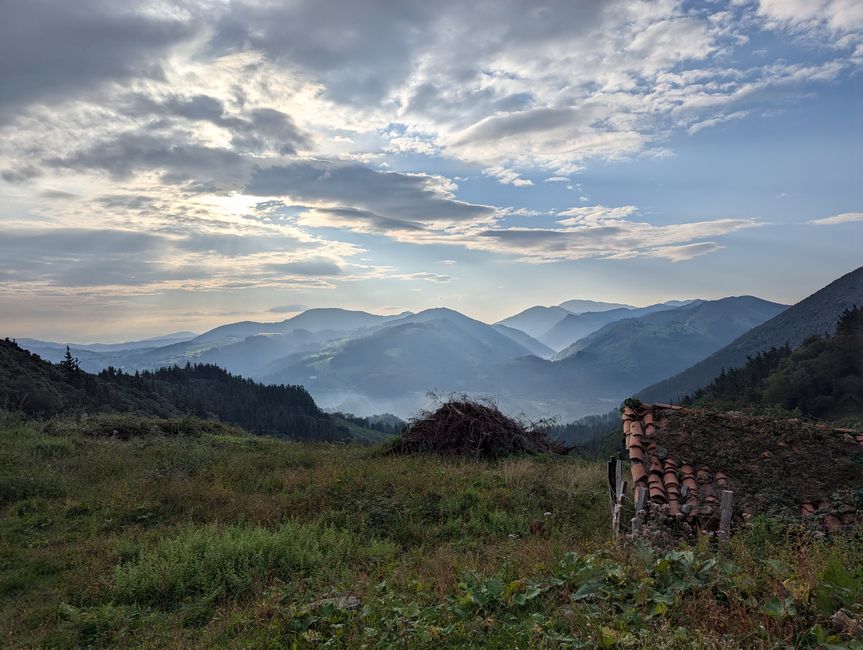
xmin=1 ymin=413 xmax=862 ymax=648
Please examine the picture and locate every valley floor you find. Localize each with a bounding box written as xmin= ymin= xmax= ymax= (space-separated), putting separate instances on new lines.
xmin=1 ymin=414 xmax=861 ymax=648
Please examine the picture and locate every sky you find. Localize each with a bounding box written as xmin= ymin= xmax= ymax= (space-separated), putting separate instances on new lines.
xmin=1 ymin=0 xmax=861 ymax=342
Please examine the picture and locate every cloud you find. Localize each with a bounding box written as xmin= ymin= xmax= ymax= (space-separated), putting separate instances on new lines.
xmin=467 ymin=205 xmax=757 ymax=263
xmin=47 ymin=132 xmax=248 ymax=190
xmin=297 ymin=207 xmax=428 ymax=235
xmin=808 ymin=211 xmax=863 ymax=225
xmin=0 ymin=1 xmax=195 ymax=124
xmin=483 ymin=167 xmax=534 ymax=187
xmin=645 ymin=242 xmax=725 ymax=261
xmin=392 ymin=272 xmax=455 ymax=283
xmin=211 ymin=1 xmax=439 ymax=105
xmin=264 ymin=258 xmax=344 ymax=276
xmin=757 ymin=0 xmax=863 ymax=37
xmin=0 ymin=227 xmax=355 ymax=292
xmin=245 ymin=161 xmax=496 ymax=227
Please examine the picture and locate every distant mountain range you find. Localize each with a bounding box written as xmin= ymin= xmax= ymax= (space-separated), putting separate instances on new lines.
xmin=12 ymin=268 xmax=861 ymax=423
xmin=496 ymin=301 xmax=632 ymax=341
xmin=639 ymin=266 xmax=863 ymax=403
xmin=248 ymin=297 xmax=783 ymax=419
xmin=496 ymin=300 xmax=699 ymax=351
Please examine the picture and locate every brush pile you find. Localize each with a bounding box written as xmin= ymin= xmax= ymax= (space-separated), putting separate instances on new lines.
xmin=389 ymin=397 xmax=570 ymax=458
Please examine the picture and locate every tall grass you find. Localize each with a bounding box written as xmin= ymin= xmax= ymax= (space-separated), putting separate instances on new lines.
xmin=113 ymin=522 xmax=398 ymax=606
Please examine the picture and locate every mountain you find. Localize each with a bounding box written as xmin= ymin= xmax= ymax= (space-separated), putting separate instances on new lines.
xmin=15 ymin=309 xmax=413 ymax=376
xmin=193 ymin=308 xmax=409 ymax=344
xmin=16 ymin=332 xmax=200 ymax=370
xmin=493 ymin=324 xmax=554 ymax=358
xmin=0 ymin=338 xmax=353 ymax=441
xmin=260 ymin=308 xmax=537 ymax=415
xmin=15 ymin=332 xmax=198 ymax=355
xmin=186 ymin=331 xmax=328 ymax=376
xmin=685 ymin=307 xmax=862 ymax=422
xmin=639 ymin=266 xmax=863 ymax=403
xmin=495 ymin=300 xmax=634 ymax=340
xmin=553 ymin=296 xmax=786 ymax=391
xmin=543 ymin=302 xmax=691 ymax=352
xmin=254 ymin=298 xmax=783 ymax=421
xmin=556 ymin=299 xmax=632 ymax=314
xmin=495 ymin=305 xmax=573 ymax=340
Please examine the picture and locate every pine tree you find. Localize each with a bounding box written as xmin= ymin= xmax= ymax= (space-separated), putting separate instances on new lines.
xmin=59 ymin=345 xmax=80 ymax=383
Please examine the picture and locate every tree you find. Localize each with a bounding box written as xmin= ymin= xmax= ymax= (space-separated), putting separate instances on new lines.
xmin=59 ymin=345 xmax=80 ymax=383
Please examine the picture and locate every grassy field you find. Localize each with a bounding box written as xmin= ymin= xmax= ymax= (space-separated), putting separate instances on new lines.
xmin=1 ymin=413 xmax=861 ymax=648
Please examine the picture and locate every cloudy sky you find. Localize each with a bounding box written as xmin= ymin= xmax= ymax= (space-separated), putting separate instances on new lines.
xmin=1 ymin=0 xmax=861 ymax=341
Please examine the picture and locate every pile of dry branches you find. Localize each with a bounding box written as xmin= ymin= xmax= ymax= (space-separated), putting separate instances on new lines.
xmin=388 ymin=397 xmax=571 ymax=458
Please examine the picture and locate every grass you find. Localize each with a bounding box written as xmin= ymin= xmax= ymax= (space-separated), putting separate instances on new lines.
xmin=1 ymin=412 xmax=861 ymax=648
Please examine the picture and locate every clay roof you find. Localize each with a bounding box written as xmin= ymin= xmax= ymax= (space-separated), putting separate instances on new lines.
xmin=623 ymin=403 xmax=863 ymax=533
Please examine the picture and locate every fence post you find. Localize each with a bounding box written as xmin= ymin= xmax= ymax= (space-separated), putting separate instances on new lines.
xmin=718 ymin=490 xmax=733 ymax=541
xmin=608 ymin=458 xmax=627 ymax=538
xmin=631 ymin=486 xmax=648 ymax=534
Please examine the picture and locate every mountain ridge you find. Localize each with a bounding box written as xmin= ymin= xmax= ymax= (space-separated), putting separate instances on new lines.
xmin=638 ymin=266 xmax=863 ymax=403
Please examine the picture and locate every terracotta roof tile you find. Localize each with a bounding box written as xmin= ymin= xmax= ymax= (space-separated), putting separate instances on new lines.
xmin=703 ymin=485 xmax=719 ymax=504
xmin=649 ymin=482 xmax=667 ymax=503
xmin=621 ymin=402 xmax=860 ymax=536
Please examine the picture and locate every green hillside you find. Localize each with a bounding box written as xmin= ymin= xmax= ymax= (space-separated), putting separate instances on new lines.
xmin=0 ymin=338 xmax=352 ymax=441
xmin=686 ymin=307 xmax=863 ymax=423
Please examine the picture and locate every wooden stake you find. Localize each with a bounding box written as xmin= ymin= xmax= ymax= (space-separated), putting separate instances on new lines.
xmin=631 ymin=486 xmax=648 ymax=534
xmin=613 ymin=461 xmax=623 ymax=538
xmin=607 ymin=457 xmax=617 ymax=506
xmin=718 ymin=490 xmax=733 ymax=541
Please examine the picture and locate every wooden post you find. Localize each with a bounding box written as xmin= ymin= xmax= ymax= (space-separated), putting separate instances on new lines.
xmin=608 ymin=458 xmax=626 ymax=538
xmin=718 ymin=490 xmax=733 ymax=541
xmin=631 ymin=486 xmax=648 ymax=534
xmin=606 ymin=457 xmax=617 ymax=506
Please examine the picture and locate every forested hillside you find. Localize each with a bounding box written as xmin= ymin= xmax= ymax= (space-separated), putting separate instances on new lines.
xmin=639 ymin=265 xmax=863 ymax=403
xmin=685 ymin=307 xmax=863 ymax=422
xmin=0 ymin=338 xmax=351 ymax=441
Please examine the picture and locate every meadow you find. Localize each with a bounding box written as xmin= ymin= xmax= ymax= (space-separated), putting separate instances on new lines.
xmin=1 ymin=413 xmax=861 ymax=648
